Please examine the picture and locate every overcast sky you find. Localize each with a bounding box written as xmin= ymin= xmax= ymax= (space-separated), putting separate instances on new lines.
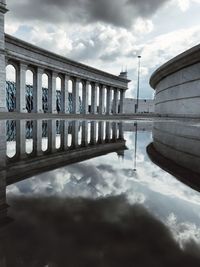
xmin=5 ymin=0 xmax=200 ymax=98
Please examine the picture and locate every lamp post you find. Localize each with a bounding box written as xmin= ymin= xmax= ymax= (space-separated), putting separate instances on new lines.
xmin=136 ymin=55 xmax=141 ymax=113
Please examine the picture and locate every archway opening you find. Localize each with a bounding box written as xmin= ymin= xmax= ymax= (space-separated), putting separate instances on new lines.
xmin=56 ymin=77 xmax=62 ymax=113
xmin=68 ymin=80 xmax=73 ymax=113
xmin=6 ymin=64 xmax=16 ymax=112
xmin=42 ymin=73 xmax=49 ymax=113
xmin=26 ymin=70 xmax=34 ymax=113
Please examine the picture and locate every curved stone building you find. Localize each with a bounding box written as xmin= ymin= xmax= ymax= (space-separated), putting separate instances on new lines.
xmin=150 ymin=44 xmax=200 ymax=117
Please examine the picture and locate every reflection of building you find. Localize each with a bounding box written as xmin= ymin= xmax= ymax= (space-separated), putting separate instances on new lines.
xmin=0 ymin=122 xmax=9 ymax=228
xmin=4 ymin=120 xmax=127 ymax=186
xmin=147 ymin=122 xmax=200 ymax=192
xmin=122 ymin=98 xmax=155 ymax=114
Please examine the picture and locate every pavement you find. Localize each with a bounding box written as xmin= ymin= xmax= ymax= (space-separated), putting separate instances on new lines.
xmin=0 ymin=112 xmax=158 ymax=121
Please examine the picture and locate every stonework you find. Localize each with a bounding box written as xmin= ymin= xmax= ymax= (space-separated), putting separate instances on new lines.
xmin=150 ymin=44 xmax=200 ymax=117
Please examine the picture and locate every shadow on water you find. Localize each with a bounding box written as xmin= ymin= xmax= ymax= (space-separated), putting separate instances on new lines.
xmin=0 ymin=195 xmax=199 ymax=267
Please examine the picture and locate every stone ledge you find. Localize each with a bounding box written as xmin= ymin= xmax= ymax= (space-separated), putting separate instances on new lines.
xmin=150 ymin=43 xmax=200 ymax=89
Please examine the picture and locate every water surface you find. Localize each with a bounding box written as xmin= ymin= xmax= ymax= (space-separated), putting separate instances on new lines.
xmin=1 ymin=119 xmax=200 ymax=266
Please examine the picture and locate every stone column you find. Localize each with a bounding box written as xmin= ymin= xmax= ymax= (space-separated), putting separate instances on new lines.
xmin=105 ymin=121 xmax=111 ymax=142
xmin=113 ymin=89 xmax=119 ymax=114
xmin=99 ymin=85 xmax=106 ymax=115
xmin=0 ymin=120 xmax=8 ymax=230
xmin=48 ymin=72 xmax=57 ymax=114
xmin=48 ymin=120 xmax=56 ymax=152
xmin=90 ymin=121 xmax=97 ymax=145
xmin=112 ymin=122 xmax=118 ymax=140
xmin=32 ymin=120 xmax=42 ymax=156
xmin=81 ymin=121 xmax=88 ymax=146
xmin=98 ymin=121 xmax=104 ymax=143
xmin=106 ymin=87 xmax=112 ymax=115
xmin=82 ymin=81 xmax=89 ymax=114
xmin=61 ymin=75 xmax=69 ymax=114
xmin=60 ymin=120 xmax=68 ymax=150
xmin=91 ymin=83 xmax=97 ymax=114
xmin=119 ymin=89 xmax=125 ymax=114
xmin=72 ymin=121 xmax=79 ymax=148
xmin=72 ymin=78 xmax=80 ymax=114
xmin=119 ymin=122 xmax=124 ymax=140
xmin=16 ymin=120 xmax=26 ymax=158
xmin=33 ymin=67 xmax=43 ymax=113
xmin=16 ymin=63 xmax=27 ymax=113
xmin=0 ymin=1 xmax=8 ymax=112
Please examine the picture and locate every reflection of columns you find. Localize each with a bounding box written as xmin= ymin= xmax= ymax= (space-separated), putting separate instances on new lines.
xmin=32 ymin=120 xmax=42 ymax=156
xmin=72 ymin=121 xmax=79 ymax=148
xmin=98 ymin=121 xmax=104 ymax=143
xmin=49 ymin=72 xmax=57 ymax=113
xmin=119 ymin=122 xmax=124 ymax=140
xmin=91 ymin=83 xmax=97 ymax=114
xmin=82 ymin=81 xmax=89 ymax=114
xmin=119 ymin=89 xmax=125 ymax=114
xmin=48 ymin=120 xmax=56 ymax=152
xmin=61 ymin=75 xmax=69 ymax=114
xmin=72 ymin=78 xmax=80 ymax=114
xmin=113 ymin=89 xmax=119 ymax=114
xmin=81 ymin=121 xmax=88 ymax=146
xmin=16 ymin=63 xmax=27 ymax=113
xmin=106 ymin=88 xmax=112 ymax=115
xmin=33 ymin=67 xmax=43 ymax=113
xmin=60 ymin=120 xmax=68 ymax=150
xmin=105 ymin=121 xmax=111 ymax=141
xmin=91 ymin=121 xmax=97 ymax=145
xmin=112 ymin=122 xmax=118 ymax=140
xmin=99 ymin=85 xmax=105 ymax=115
xmin=16 ymin=120 xmax=26 ymax=158
xmin=0 ymin=121 xmax=8 ymax=228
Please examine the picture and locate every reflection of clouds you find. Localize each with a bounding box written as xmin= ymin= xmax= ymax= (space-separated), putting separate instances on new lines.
xmin=6 ymin=124 xmax=200 ymax=251
xmin=4 ymin=195 xmax=200 ymax=266
xmin=167 ymin=213 xmax=200 ymax=252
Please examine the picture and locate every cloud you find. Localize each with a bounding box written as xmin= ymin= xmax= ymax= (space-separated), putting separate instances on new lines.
xmin=7 ymin=0 xmax=169 ymax=28
xmin=3 ymin=195 xmax=200 ymax=266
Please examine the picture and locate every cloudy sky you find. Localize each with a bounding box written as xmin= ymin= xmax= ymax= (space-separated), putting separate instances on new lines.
xmin=5 ymin=0 xmax=200 ymax=98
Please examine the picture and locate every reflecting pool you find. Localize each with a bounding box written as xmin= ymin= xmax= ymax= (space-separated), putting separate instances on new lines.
xmin=1 ymin=119 xmax=200 ymax=266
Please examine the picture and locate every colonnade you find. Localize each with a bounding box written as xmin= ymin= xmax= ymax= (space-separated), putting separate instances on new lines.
xmin=5 ymin=61 xmax=126 ymax=114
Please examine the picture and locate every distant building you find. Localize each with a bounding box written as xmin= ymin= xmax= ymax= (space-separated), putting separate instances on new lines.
xmin=123 ymin=98 xmax=155 ymax=114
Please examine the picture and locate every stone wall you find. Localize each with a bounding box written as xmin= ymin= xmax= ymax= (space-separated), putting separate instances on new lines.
xmin=150 ymin=44 xmax=200 ymax=117
xmin=123 ymin=98 xmax=155 ymax=114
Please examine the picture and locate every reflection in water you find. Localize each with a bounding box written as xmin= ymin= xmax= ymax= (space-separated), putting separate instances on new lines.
xmin=1 ymin=120 xmax=200 ymax=265
xmin=3 ymin=195 xmax=200 ymax=267
xmin=147 ymin=121 xmax=200 ymax=192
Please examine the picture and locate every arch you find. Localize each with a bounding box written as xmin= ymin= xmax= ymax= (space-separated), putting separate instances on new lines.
xmin=42 ymin=73 xmax=49 ymax=113
xmin=96 ymin=86 xmax=100 ymax=113
xmin=56 ymin=120 xmax=61 ymax=149
xmin=41 ymin=120 xmax=48 ymax=152
xmin=26 ymin=69 xmax=34 ymax=113
xmin=56 ymin=76 xmax=62 ymax=113
xmin=6 ymin=64 xmax=17 ymax=112
xmin=104 ymin=87 xmax=108 ymax=114
xmin=6 ymin=120 xmax=16 ymax=158
xmin=25 ymin=120 xmax=33 ymax=154
xmin=79 ymin=81 xmax=83 ymax=114
xmin=111 ymin=88 xmax=114 ymax=114
xmin=78 ymin=121 xmax=82 ymax=145
xmin=68 ymin=79 xmax=73 ymax=113
xmin=88 ymin=84 xmax=92 ymax=113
